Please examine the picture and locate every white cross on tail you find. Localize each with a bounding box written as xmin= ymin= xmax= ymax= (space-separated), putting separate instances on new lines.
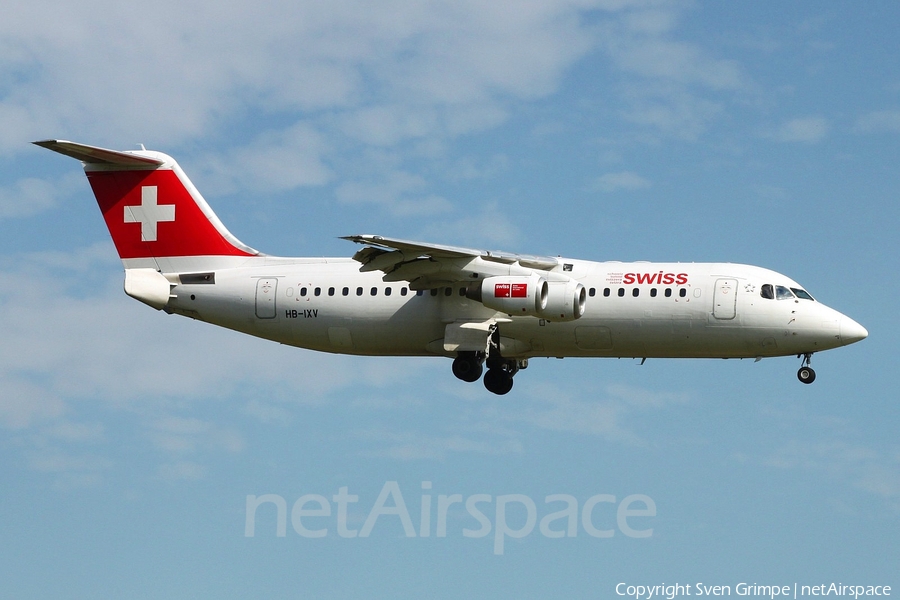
xmin=123 ymin=186 xmax=175 ymax=242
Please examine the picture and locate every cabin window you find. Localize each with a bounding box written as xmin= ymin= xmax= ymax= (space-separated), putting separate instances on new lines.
xmin=632 ymin=288 xmax=640 ymax=297
xmin=444 ymin=287 xmax=452 ymax=296
xmin=300 ymin=287 xmax=308 ymax=297
xmin=459 ymin=287 xmax=466 ymax=296
xmin=342 ymin=287 xmax=349 ymax=296
xmin=356 ymin=287 xmax=363 ymax=296
xmin=328 ymin=287 xmax=335 ymax=296
xmin=679 ymin=288 xmax=687 ymax=298
xmin=776 ymin=285 xmax=795 ymax=300
xmin=650 ymin=288 xmax=657 ymax=297
xmin=603 ymin=288 xmax=611 ymax=297
xmin=401 ymin=288 xmax=408 ymax=296
xmin=431 ymin=289 xmax=439 ymax=296
xmin=665 ymin=288 xmax=672 ymax=297
xmin=314 ymin=287 xmax=321 ymax=296
xmin=760 ymin=284 xmax=774 ymax=299
xmin=618 ymin=288 xmax=625 ymax=297
xmin=370 ymin=287 xmax=378 ymax=296
xmin=589 ymin=288 xmax=596 ymax=297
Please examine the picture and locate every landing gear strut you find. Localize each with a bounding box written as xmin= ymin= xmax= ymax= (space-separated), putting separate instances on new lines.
xmin=797 ymin=353 xmax=816 ymax=384
xmin=481 ymin=326 xmax=526 ymax=395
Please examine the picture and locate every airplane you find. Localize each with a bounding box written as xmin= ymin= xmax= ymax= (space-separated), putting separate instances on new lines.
xmin=34 ymin=139 xmax=868 ymax=395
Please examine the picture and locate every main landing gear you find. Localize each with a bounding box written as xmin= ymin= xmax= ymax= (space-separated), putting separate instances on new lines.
xmin=483 ymin=357 xmax=524 ymax=395
xmin=797 ymin=353 xmax=816 ymax=384
xmin=452 ymin=351 xmax=484 ymax=383
xmin=450 ymin=326 xmax=526 ymax=395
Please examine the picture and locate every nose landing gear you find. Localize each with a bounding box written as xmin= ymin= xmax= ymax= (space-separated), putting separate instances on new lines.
xmin=797 ymin=353 xmax=816 ymax=384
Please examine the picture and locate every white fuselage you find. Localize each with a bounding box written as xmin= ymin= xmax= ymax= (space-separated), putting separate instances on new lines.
xmin=164 ymin=256 xmax=860 ymax=361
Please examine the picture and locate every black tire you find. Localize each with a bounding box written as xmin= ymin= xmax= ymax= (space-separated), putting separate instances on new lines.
xmin=452 ymin=355 xmax=483 ymax=383
xmin=797 ymin=366 xmax=816 ymax=384
xmin=483 ymin=369 xmax=514 ymax=395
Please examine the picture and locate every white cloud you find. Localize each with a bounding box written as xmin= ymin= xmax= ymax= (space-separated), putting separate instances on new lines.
xmin=853 ymin=109 xmax=900 ymax=134
xmin=0 ymin=170 xmax=82 ymax=221
xmin=591 ymin=170 xmax=652 ymax=193
xmin=607 ymin=36 xmax=744 ymax=91
xmin=0 ymin=0 xmax=608 ymax=156
xmin=5 ymin=0 xmax=752 ymax=203
xmin=764 ymin=440 xmax=900 ymax=504
xmin=353 ymin=426 xmax=524 ymax=460
xmin=198 ymin=122 xmax=333 ymax=195
xmin=40 ymin=421 xmax=105 ymax=443
xmin=506 ymin=382 xmax=689 ymax=445
xmin=0 ymin=177 xmax=55 ymax=219
xmin=415 ymin=202 xmax=523 ymax=248
xmin=26 ymin=450 xmax=114 ymax=489
xmin=156 ymin=461 xmax=207 ymax=482
xmin=620 ymin=83 xmax=726 ymax=139
xmin=336 ymin=169 xmax=454 ymax=217
xmin=588 ymin=4 xmax=749 ymax=139
xmin=149 ymin=416 xmax=244 ymax=455
xmin=769 ymin=117 xmax=829 ymax=143
xmin=0 ymin=379 xmax=66 ymax=429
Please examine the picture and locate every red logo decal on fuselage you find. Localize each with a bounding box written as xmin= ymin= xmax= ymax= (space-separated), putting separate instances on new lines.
xmin=622 ymin=272 xmax=689 ymax=285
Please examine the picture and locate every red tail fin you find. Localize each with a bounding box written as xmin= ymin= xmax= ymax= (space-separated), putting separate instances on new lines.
xmin=34 ymin=140 xmax=258 ymax=266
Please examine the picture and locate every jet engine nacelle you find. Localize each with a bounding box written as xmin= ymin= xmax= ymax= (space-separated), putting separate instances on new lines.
xmin=467 ymin=275 xmax=548 ymax=317
xmin=542 ymin=280 xmax=586 ymax=321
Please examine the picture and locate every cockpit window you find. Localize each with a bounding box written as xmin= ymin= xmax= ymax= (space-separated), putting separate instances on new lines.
xmin=790 ymin=287 xmax=815 ymax=301
xmin=775 ymin=285 xmax=795 ymax=300
xmin=760 ymin=284 xmax=774 ymax=300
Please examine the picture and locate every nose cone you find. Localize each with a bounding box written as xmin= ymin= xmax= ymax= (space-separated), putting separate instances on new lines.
xmin=840 ymin=316 xmax=868 ymax=346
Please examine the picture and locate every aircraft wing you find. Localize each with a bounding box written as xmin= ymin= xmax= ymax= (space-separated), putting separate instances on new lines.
xmin=341 ymin=234 xmax=560 ymax=289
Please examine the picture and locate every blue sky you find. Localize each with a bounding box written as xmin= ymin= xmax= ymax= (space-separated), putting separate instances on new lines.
xmin=1 ymin=1 xmax=897 ymax=597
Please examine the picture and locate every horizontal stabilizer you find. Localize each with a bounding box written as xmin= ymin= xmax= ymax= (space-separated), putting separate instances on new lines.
xmin=33 ymin=140 xmax=164 ymax=167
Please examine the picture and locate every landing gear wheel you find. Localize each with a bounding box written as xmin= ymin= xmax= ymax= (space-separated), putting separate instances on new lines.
xmin=797 ymin=366 xmax=816 ymax=384
xmin=483 ymin=369 xmax=514 ymax=395
xmin=797 ymin=352 xmax=816 ymax=384
xmin=452 ymin=353 xmax=483 ymax=383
